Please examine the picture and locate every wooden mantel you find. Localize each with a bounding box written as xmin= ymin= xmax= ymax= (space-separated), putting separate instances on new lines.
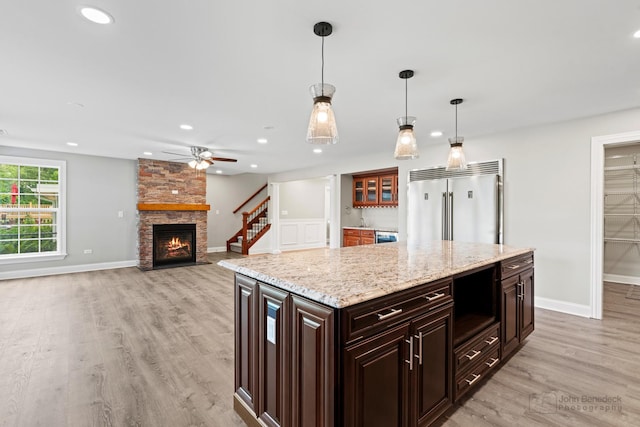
xmin=137 ymin=203 xmax=210 ymax=211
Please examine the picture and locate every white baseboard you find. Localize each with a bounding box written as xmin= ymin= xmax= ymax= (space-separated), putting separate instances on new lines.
xmin=603 ymin=274 xmax=640 ymax=286
xmin=0 ymin=260 xmax=138 ymax=280
xmin=535 ymin=296 xmax=592 ymax=318
xmin=207 ymin=246 xmax=228 ymax=253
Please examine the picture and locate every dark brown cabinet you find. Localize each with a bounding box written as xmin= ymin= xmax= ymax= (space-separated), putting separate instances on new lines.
xmin=235 ymin=276 xmax=335 ymax=427
xmin=500 ymin=252 xmax=535 ymax=359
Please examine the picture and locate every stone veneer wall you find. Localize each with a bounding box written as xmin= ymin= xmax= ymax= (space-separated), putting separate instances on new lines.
xmin=137 ymin=159 xmax=208 ymax=270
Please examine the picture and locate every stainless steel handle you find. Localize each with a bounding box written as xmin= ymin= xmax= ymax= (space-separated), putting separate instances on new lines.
xmin=441 ymin=192 xmax=447 ymax=240
xmin=506 ymin=264 xmax=520 ymax=270
xmin=425 ymin=292 xmax=445 ymax=302
xmin=464 ymin=350 xmax=481 ymax=360
xmin=485 ymin=357 xmax=500 ymax=368
xmin=415 ymin=332 xmax=423 ymax=365
xmin=484 ymin=336 xmax=499 ymax=346
xmin=377 ymin=308 xmax=403 ymax=321
xmin=517 ymin=282 xmax=524 ymax=300
xmin=465 ymin=373 xmax=481 ymax=386
xmin=448 ymin=192 xmax=454 ymax=240
xmin=524 ymin=259 xmax=533 ymax=265
xmin=405 ymin=337 xmax=414 ymax=370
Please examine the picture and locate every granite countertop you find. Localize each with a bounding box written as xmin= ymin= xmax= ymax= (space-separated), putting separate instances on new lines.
xmin=218 ymin=241 xmax=533 ymax=309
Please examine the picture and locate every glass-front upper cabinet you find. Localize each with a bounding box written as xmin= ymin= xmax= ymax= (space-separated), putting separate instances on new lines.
xmin=378 ymin=174 xmax=398 ymax=206
xmin=352 ymin=168 xmax=398 ymax=207
xmin=353 ymin=178 xmax=365 ymax=205
xmin=366 ymin=177 xmax=378 ymax=204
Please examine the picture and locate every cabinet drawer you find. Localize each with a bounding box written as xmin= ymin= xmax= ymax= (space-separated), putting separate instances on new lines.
xmin=360 ymin=229 xmax=375 ymax=239
xmin=454 ymin=323 xmax=500 ymax=375
xmin=500 ymin=252 xmax=534 ymax=279
xmin=454 ymin=347 xmax=500 ymax=401
xmin=343 ymin=228 xmax=361 ymax=237
xmin=342 ymin=279 xmax=452 ymax=344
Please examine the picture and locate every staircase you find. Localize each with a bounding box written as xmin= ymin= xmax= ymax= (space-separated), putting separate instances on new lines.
xmin=227 ymin=196 xmax=271 ymax=255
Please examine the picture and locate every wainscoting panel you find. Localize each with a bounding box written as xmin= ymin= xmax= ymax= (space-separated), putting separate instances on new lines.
xmin=279 ymin=219 xmax=327 ymax=251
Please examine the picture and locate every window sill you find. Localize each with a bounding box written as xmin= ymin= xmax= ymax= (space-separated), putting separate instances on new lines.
xmin=0 ymin=253 xmax=68 ymax=265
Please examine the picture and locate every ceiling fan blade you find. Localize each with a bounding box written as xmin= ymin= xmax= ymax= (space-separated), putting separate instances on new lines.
xmin=162 ymin=150 xmax=190 ymax=157
xmin=209 ymin=157 xmax=237 ymax=162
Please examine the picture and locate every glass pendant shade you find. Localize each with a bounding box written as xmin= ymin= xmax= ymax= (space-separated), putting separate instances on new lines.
xmin=446 ymin=136 xmax=467 ymax=170
xmin=394 ymin=116 xmax=419 ymax=160
xmin=306 ymin=83 xmax=338 ymax=145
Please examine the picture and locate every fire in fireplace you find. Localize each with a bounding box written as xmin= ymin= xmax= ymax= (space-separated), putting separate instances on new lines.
xmin=153 ymin=224 xmax=196 ymax=269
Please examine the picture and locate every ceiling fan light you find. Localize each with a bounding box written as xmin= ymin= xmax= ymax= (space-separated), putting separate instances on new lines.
xmin=188 ymin=159 xmax=198 ymax=168
xmin=196 ymin=160 xmax=209 ymax=170
xmin=200 ymin=150 xmax=212 ymax=158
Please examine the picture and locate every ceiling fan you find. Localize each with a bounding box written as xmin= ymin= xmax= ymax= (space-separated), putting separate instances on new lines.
xmin=164 ymin=146 xmax=238 ymax=170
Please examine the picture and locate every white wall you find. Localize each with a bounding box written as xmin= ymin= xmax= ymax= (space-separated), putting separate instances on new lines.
xmin=0 ymin=146 xmax=137 ymax=277
xmin=206 ymin=173 xmax=268 ymax=250
xmin=278 ymin=178 xmax=326 ymax=219
xmin=270 ymin=107 xmax=640 ymax=312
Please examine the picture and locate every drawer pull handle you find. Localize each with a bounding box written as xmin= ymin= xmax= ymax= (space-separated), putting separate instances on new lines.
xmin=464 ymin=350 xmax=481 ymax=360
xmin=524 ymin=259 xmax=533 ymax=265
xmin=506 ymin=264 xmax=520 ymax=270
xmin=484 ymin=336 xmax=499 ymax=346
xmin=377 ymin=308 xmax=403 ymax=321
xmin=425 ymin=292 xmax=445 ymax=302
xmin=465 ymin=374 xmax=481 ymax=386
xmin=486 ymin=357 xmax=500 ymax=368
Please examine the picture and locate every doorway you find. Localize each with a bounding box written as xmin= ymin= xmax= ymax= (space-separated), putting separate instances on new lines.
xmin=590 ymin=130 xmax=640 ymax=319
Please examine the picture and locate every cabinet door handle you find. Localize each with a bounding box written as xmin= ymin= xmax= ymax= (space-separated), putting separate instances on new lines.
xmin=405 ymin=337 xmax=414 ymax=371
xmin=517 ymin=282 xmax=525 ymax=300
xmin=415 ymin=332 xmax=423 ymax=365
xmin=377 ymin=308 xmax=403 ymax=321
xmin=484 ymin=336 xmax=499 ymax=346
xmin=424 ymin=292 xmax=445 ymax=302
xmin=485 ymin=357 xmax=500 ymax=368
xmin=465 ymin=373 xmax=481 ymax=386
xmin=506 ymin=264 xmax=520 ymax=270
xmin=464 ymin=349 xmax=481 ymax=360
xmin=524 ymin=259 xmax=533 ymax=265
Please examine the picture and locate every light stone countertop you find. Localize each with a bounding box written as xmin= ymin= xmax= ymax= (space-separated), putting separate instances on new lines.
xmin=218 ymin=241 xmax=533 ymax=309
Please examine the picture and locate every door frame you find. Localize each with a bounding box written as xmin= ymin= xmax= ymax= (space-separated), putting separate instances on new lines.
xmin=590 ymin=130 xmax=640 ymax=319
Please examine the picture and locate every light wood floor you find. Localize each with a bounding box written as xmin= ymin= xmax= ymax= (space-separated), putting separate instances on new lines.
xmin=1 ymin=257 xmax=639 ymax=426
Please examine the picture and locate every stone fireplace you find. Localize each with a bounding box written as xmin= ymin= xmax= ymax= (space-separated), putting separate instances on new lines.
xmin=136 ymin=159 xmax=209 ymax=270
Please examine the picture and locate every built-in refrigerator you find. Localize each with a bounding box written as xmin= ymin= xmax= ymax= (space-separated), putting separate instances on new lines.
xmin=407 ymin=160 xmax=503 ymax=245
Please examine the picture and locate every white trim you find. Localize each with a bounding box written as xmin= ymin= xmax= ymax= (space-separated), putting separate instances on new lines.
xmin=0 ymin=252 xmax=67 ymax=264
xmin=534 ymin=296 xmax=591 ymax=318
xmin=0 ymin=260 xmax=137 ymax=280
xmin=207 ymin=246 xmax=227 ymax=253
xmin=603 ymin=274 xmax=640 ymax=286
xmin=590 ymin=130 xmax=640 ymax=320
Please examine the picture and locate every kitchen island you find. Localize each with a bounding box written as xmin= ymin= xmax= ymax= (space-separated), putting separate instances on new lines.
xmin=219 ymin=241 xmax=535 ymax=427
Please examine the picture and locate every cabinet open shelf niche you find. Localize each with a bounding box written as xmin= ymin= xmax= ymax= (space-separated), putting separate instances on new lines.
xmin=452 ymin=265 xmax=497 ymax=346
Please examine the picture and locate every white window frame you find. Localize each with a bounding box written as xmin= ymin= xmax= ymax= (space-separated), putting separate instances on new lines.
xmin=0 ymin=155 xmax=67 ymax=264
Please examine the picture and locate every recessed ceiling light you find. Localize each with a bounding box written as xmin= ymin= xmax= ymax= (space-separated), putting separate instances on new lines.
xmin=634 ymin=29 xmax=640 ymax=39
xmin=257 ymin=138 xmax=268 ymax=144
xmin=250 ymin=164 xmax=258 ymax=168
xmin=430 ymin=131 xmax=443 ymax=137
xmin=180 ymin=124 xmax=193 ymax=130
xmin=143 ymin=151 xmax=153 ymax=156
xmin=313 ymin=148 xmax=322 ymax=154
xmin=79 ymin=6 xmax=114 ymax=24
xmin=66 ymin=142 xmax=78 ymax=147
xmin=216 ymin=170 xmax=223 ymax=174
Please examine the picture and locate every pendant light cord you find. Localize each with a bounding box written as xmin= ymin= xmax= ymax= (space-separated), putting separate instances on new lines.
xmin=321 ymin=35 xmax=325 ymax=96
xmin=455 ymin=103 xmax=458 ymax=139
xmin=405 ymin=77 xmax=408 ymax=121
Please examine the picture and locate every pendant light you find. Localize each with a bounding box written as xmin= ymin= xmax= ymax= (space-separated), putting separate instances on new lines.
xmin=306 ymin=22 xmax=338 ymax=145
xmin=446 ymin=98 xmax=467 ymax=170
xmin=394 ymin=70 xmax=419 ymax=160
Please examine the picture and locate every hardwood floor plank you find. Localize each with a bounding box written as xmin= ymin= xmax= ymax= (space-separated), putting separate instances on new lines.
xmin=1 ymin=257 xmax=639 ymax=426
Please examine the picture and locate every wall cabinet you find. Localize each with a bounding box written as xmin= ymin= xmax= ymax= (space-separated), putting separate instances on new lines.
xmin=353 ymin=168 xmax=398 ymax=207
xmin=500 ymin=252 xmax=534 ymax=359
xmin=343 ymin=228 xmax=375 ymax=247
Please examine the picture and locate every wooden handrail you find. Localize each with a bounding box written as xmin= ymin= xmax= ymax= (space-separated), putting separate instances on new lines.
xmin=244 ymin=196 xmax=270 ymax=216
xmin=233 ymin=183 xmax=268 ymax=214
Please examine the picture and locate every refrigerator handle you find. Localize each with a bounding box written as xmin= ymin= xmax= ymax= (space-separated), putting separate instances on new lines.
xmin=448 ymin=192 xmax=454 ymax=240
xmin=441 ymin=192 xmax=447 ymax=240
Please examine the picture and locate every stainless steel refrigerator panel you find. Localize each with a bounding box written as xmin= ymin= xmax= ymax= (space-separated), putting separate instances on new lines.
xmin=450 ymin=175 xmax=499 ymax=244
xmin=407 ymin=179 xmax=447 ymax=245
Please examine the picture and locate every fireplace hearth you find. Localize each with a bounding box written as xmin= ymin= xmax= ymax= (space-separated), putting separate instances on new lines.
xmin=153 ymin=223 xmax=196 ymax=269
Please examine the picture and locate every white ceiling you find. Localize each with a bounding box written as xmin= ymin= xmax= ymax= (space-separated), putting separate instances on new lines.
xmin=2 ymin=1 xmax=640 ymax=175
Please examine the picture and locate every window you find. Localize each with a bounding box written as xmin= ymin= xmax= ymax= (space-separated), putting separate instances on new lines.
xmin=0 ymin=156 xmax=66 ymax=263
